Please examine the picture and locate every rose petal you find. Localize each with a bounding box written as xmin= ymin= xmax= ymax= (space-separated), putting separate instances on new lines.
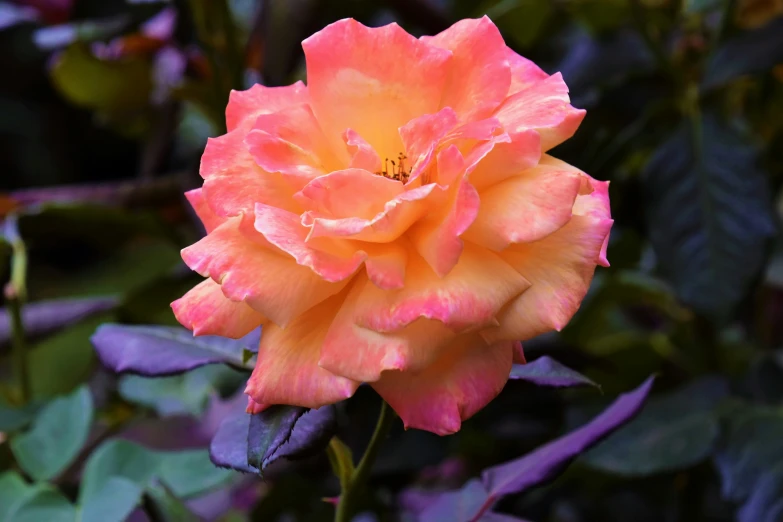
xmin=399 ymin=107 xmax=458 ymax=182
xmin=226 ymin=81 xmax=308 ymax=132
xmin=505 ymin=47 xmax=548 ymax=97
xmin=201 ymin=127 xmax=300 ymax=216
xmin=303 ymin=183 xmax=439 ymax=242
xmin=293 ymin=168 xmax=404 ymax=220
xmin=482 ymin=215 xmax=613 ymax=343
xmin=184 ymin=188 xmax=224 ymax=233
xmin=172 ymin=279 xmax=265 ymax=338
xmin=422 ymin=16 xmax=511 ymax=121
xmin=319 ymin=272 xmax=457 ymax=382
xmin=245 ymin=293 xmax=360 ymax=408
xmin=372 ymin=334 xmax=515 ymax=435
xmin=408 ymin=146 xmax=480 ymax=276
xmin=245 ymin=103 xmax=340 ymax=188
xmin=254 ymin=203 xmax=366 ymax=282
xmin=344 ymin=129 xmax=382 ymax=172
xmin=537 ymin=155 xmax=612 ymax=266
xmin=246 ymin=396 xmax=268 ymax=414
xmin=181 ymin=216 xmax=347 ymax=327
xmin=361 ymin=240 xmax=409 ymax=290
xmin=303 ymin=18 xmax=452 ymax=159
xmin=494 ymin=73 xmax=585 ymax=151
xmin=468 ymin=130 xmax=541 ymax=191
xmin=463 ymin=162 xmax=583 ymax=250
xmin=356 ymin=245 xmax=529 ymax=333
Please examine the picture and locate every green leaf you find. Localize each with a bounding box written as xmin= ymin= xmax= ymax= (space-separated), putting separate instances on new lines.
xmin=159 ymin=450 xmax=233 ymax=498
xmin=79 ymin=439 xmax=162 ymax=504
xmin=479 ymin=0 xmax=553 ymax=47
xmin=582 ymin=378 xmax=728 ymax=475
xmin=10 ymin=489 xmax=76 ymax=522
xmin=80 ymin=439 xmax=232 ymax=507
xmin=0 ymin=472 xmax=47 ymax=522
xmin=0 ymin=400 xmax=41 ymax=432
xmin=566 ymin=0 xmax=630 ymax=33
xmin=641 ymin=113 xmax=775 ymax=320
xmin=119 ymin=365 xmax=245 ymax=417
xmin=27 ymin=313 xmax=113 ymax=398
xmin=16 ymin=203 xmax=173 ymax=249
xmin=144 ymin=483 xmax=201 ymax=522
xmin=683 ymin=0 xmax=721 ymax=14
xmin=10 ymin=386 xmax=93 ymax=481
xmin=31 ymin=241 xmax=181 ymax=300
xmin=79 ymin=477 xmax=143 ymax=522
xmin=326 ymin=437 xmax=355 ymax=490
xmin=50 ymin=43 xmax=152 ymax=112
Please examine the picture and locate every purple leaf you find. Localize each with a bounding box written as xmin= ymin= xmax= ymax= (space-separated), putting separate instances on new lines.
xmin=210 ymin=401 xmax=337 ymax=474
xmin=247 ymin=406 xmax=307 ymax=471
xmin=412 ymin=377 xmax=654 ymax=522
xmin=482 ymin=377 xmax=654 ymax=499
xmin=248 ymin=405 xmax=336 ymax=471
xmin=508 ymin=356 xmax=599 ymax=389
xmin=478 ymin=513 xmax=531 ymax=522
xmin=210 ymin=412 xmax=256 ymax=474
xmin=91 ymin=324 xmax=260 ymax=376
xmin=0 ymin=297 xmax=117 ymax=346
xmin=0 ymin=3 xmax=38 ymax=30
xmin=418 ymin=479 xmax=489 ymax=522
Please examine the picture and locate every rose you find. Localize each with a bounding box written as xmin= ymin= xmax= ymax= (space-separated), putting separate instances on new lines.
xmin=172 ymin=17 xmax=612 ymax=435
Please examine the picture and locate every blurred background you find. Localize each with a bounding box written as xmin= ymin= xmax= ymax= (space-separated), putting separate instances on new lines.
xmin=2 ymin=0 xmax=783 ymax=521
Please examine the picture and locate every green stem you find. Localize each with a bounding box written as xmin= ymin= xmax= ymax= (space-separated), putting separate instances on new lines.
xmin=7 ymin=293 xmax=29 ymax=403
xmin=5 ymin=216 xmax=30 ymax=403
xmin=334 ymin=400 xmax=395 ymax=522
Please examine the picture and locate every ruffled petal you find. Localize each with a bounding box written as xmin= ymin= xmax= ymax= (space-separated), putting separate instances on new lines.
xmin=468 ymin=130 xmax=541 ymax=191
xmin=422 ymin=16 xmax=511 ymax=121
xmin=356 ymin=245 xmax=529 ymax=333
xmin=570 ymin=162 xmax=611 ymax=267
xmin=494 ymin=73 xmax=585 ymax=151
xmin=408 ymin=146 xmax=480 ymax=276
xmin=245 ymin=103 xmax=341 ymax=189
xmin=399 ymin=107 xmax=458 ymax=181
xmin=505 ymin=47 xmax=548 ymax=97
xmin=344 ymin=129 xmax=382 ymax=172
xmin=303 ymin=183 xmax=439 ymax=242
xmin=294 ymin=168 xmax=404 ymax=220
xmin=303 ymin=19 xmax=452 ymax=159
xmin=319 ymin=272 xmax=456 ymax=383
xmin=226 ymin=81 xmax=307 ymax=132
xmin=372 ymin=334 xmax=514 ymax=435
xmin=254 ymin=203 xmax=366 ymax=282
xmin=319 ymin=246 xmax=529 ymax=382
xmin=200 ymin=128 xmax=300 ymax=216
xmin=180 ymin=216 xmax=347 ymax=327
xmin=172 ymin=278 xmax=265 ymax=338
xmin=482 ymin=215 xmax=613 ymax=343
xmin=184 ymin=188 xmax=224 ymax=233
xmin=245 ymin=293 xmax=360 ymax=409
xmin=463 ymin=162 xmax=583 ymax=250
xmin=361 ymin=241 xmax=408 ymax=290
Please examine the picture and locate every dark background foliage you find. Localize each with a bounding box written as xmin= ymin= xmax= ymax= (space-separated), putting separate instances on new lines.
xmin=2 ymin=0 xmax=783 ymax=521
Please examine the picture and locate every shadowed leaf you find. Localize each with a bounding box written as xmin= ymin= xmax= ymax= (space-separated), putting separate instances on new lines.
xmin=92 ymin=324 xmax=260 ymax=375
xmin=642 ymin=113 xmax=775 ymax=319
xmin=509 ymin=356 xmax=599 ymax=389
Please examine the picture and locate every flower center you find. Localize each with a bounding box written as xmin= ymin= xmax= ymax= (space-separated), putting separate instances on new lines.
xmin=375 ymin=153 xmax=412 ymax=183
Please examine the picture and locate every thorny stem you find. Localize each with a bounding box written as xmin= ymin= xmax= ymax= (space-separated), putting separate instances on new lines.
xmin=334 ymin=400 xmax=396 ymax=522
